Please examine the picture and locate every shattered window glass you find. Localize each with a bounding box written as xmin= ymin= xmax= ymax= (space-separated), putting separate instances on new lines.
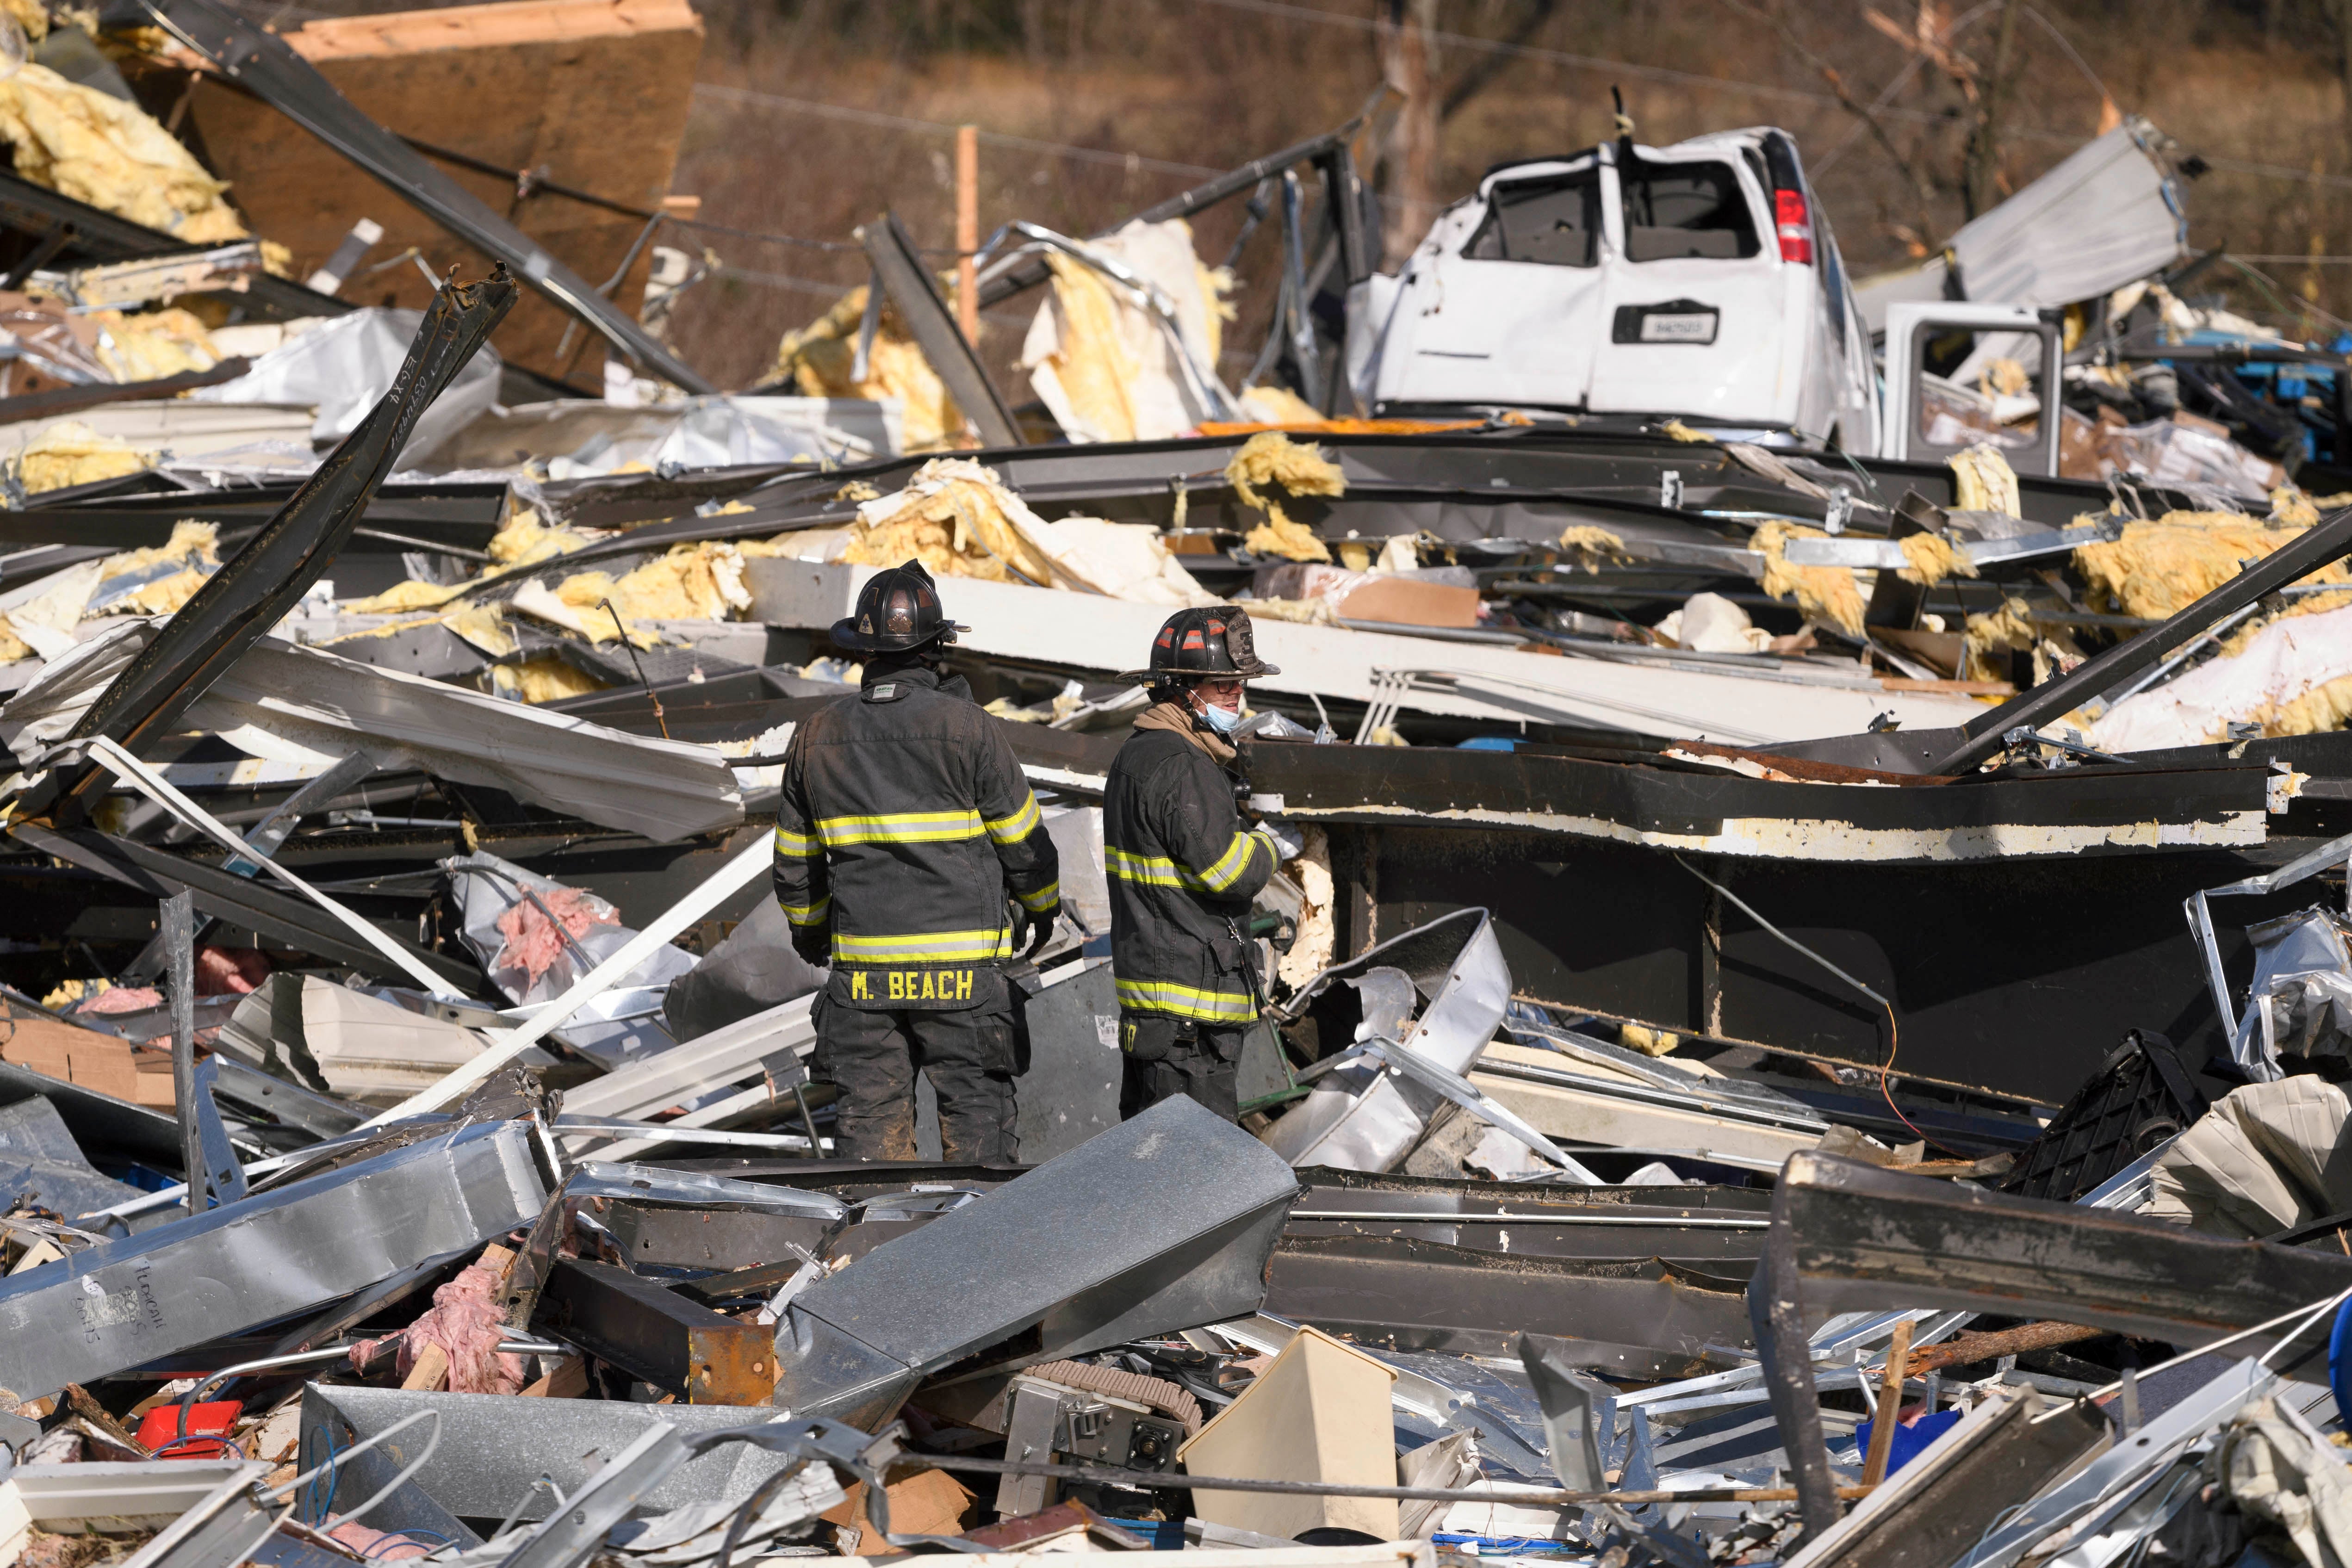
xmin=1463 ymin=169 xmax=1602 ymax=267
xmin=1619 ymin=160 xmax=1760 ymax=263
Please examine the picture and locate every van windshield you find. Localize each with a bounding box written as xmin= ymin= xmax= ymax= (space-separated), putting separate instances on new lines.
xmin=1619 ymin=159 xmax=1760 ymax=263
xmin=1463 ymin=168 xmax=1601 ymax=266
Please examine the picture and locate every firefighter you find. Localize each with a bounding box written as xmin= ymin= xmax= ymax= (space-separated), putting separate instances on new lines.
xmin=1105 ymin=606 xmax=1300 ymax=1122
xmin=772 ymin=560 xmax=1061 ymax=1162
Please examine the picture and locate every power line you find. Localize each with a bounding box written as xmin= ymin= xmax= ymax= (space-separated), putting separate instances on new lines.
xmin=690 ymin=85 xmax=1224 ymax=179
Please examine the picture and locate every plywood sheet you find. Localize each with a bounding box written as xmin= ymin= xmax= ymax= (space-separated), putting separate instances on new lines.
xmin=174 ymin=0 xmax=702 ymax=385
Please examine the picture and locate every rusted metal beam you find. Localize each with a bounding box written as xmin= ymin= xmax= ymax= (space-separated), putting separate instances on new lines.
xmin=533 ymin=1258 xmax=776 ymax=1406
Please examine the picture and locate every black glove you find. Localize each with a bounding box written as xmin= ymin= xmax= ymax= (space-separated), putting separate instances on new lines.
xmin=788 ymin=921 xmax=832 ymax=968
xmin=1018 ymin=907 xmax=1057 ymax=961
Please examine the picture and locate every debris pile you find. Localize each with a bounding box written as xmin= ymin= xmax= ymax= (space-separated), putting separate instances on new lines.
xmin=6 ymin=9 xmax=2352 ymax=1568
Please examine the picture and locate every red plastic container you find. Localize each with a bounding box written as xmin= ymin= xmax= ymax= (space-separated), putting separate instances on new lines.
xmin=136 ymin=1399 xmax=243 ymax=1459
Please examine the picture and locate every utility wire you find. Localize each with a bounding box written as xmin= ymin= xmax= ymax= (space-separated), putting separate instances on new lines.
xmin=692 ymin=84 xmax=1224 ymax=179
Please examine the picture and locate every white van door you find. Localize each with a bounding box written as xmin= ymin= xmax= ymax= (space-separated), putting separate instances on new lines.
xmin=1373 ymin=159 xmax=1609 ymax=410
xmin=1586 ymin=149 xmax=1795 ymax=426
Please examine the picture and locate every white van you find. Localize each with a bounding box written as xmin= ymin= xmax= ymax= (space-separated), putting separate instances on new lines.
xmin=1346 ymin=128 xmax=1880 ymax=452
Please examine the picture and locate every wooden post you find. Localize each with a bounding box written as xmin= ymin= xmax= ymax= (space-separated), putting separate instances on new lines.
xmin=1860 ymin=1318 xmax=1915 ymax=1489
xmin=956 ymin=124 xmax=980 ymax=343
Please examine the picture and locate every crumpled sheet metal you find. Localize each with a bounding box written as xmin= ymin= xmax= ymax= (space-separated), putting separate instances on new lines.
xmin=193 ymin=307 xmax=502 ymax=462
xmin=770 ymin=1093 xmax=1300 ymax=1427
xmin=1 ymin=620 xmax=744 ymax=842
xmin=1261 ymin=908 xmax=1512 ymax=1172
xmin=2227 ymin=906 xmax=2352 ymax=1070
xmin=0 ymin=1120 xmax=546 ymax=1399
xmin=298 ymin=1385 xmax=806 ymax=1527
xmin=38 ymin=266 xmax=516 ymax=823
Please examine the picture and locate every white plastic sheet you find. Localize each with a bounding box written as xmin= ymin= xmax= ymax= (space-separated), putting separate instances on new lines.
xmin=2091 ymin=602 xmax=2352 ymax=753
xmin=192 ymin=306 xmax=502 ymax=461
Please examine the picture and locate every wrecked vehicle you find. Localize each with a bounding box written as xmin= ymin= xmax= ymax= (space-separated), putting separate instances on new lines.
xmin=1347 ymin=126 xmax=1879 ymax=449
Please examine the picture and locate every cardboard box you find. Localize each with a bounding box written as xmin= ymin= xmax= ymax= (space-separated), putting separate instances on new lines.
xmin=1334 ymin=576 xmax=1480 ymax=629
xmin=1177 ymin=1325 xmax=1400 ymax=1542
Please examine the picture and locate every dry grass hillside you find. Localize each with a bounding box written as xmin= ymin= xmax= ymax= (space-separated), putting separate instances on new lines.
xmin=241 ymin=0 xmax=2352 ymax=393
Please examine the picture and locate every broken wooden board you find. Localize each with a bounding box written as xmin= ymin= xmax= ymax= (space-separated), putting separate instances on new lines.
xmin=161 ymin=0 xmax=702 ymax=384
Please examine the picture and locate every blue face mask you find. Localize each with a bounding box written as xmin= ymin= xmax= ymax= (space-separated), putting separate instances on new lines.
xmin=1198 ymin=698 xmax=1245 ymax=735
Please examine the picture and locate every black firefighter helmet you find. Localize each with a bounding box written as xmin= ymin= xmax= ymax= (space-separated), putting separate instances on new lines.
xmin=830 ymin=559 xmax=969 ymax=653
xmin=1119 ymin=606 xmax=1281 ymax=685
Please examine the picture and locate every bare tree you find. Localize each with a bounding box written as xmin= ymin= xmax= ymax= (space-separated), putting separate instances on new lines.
xmin=1961 ymin=0 xmax=2021 ymax=218
xmin=1376 ymin=0 xmax=1441 ymax=266
xmin=1720 ymin=0 xmax=1941 ymax=247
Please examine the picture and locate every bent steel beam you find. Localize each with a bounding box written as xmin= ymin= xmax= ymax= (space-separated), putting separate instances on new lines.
xmin=859 ymin=211 xmax=1021 ymax=449
xmin=976 ymin=90 xmax=1387 ymax=308
xmin=770 ymin=1094 xmax=1299 ymax=1427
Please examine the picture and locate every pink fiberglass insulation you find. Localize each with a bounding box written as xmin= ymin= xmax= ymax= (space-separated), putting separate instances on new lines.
xmin=493 ymin=884 xmax=619 ymax=989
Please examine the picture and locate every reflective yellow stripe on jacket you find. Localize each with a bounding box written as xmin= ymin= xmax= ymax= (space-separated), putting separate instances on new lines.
xmin=833 ymin=926 xmax=1014 ymax=963
xmin=987 ymin=792 xmax=1042 ymax=843
xmin=779 ymin=893 xmax=831 ymax=928
xmin=1106 ymin=831 xmax=1256 ymax=894
xmin=815 ymin=809 xmax=984 ymax=845
xmin=773 ymin=824 xmax=822 ymax=856
xmin=1114 ymin=976 xmax=1256 ymax=1023
xmin=1013 ymin=880 xmax=1060 ymax=912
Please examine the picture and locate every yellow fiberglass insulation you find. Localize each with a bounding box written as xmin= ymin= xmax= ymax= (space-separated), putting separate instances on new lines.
xmin=1962 ymin=597 xmax=2088 ymax=686
xmin=0 ymin=65 xmax=248 ymax=244
xmin=493 ymin=657 xmax=606 ymax=704
xmin=773 ymin=286 xmax=966 ymax=453
xmin=14 ymin=418 xmax=148 ymax=494
xmin=1237 ymin=384 xmax=1322 ymax=426
xmin=445 ymin=603 xmax=515 ymax=658
xmin=1034 ymin=250 xmax=1141 ymax=444
xmin=553 ymin=542 xmax=750 ymax=635
xmin=2273 ymin=487 xmax=2321 ymax=527
xmin=91 ymin=307 xmax=221 ymax=384
xmin=2074 ymin=510 xmax=2352 ymax=622
xmin=2262 ymin=675 xmax=2352 ymax=740
xmin=1243 ymin=513 xmax=1328 ymax=563
xmin=1750 ymin=521 xmax=1865 ymax=637
xmin=1557 ymin=524 xmax=1626 ymax=574
xmin=1949 ymin=442 xmax=2021 ymax=517
xmin=345 ymin=579 xmax=467 ymax=614
xmin=95 ymin=519 xmax=217 ymax=615
xmin=488 ymin=508 xmax=591 ymax=568
xmin=1228 ymin=431 xmax=1342 ymax=563
xmin=0 ymin=619 xmax=30 ymax=662
xmin=1243 ymin=595 xmax=1337 ymax=626
xmin=1963 ymin=598 xmax=2036 ymax=683
xmin=842 ymin=460 xmax=1059 ymax=586
xmin=1658 ymin=419 xmax=1710 ymax=443
xmin=1897 ymin=532 xmax=1979 ymax=588
xmin=1620 ymin=1023 xmax=1679 ymax=1057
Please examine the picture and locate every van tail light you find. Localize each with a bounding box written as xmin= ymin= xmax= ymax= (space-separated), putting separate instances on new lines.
xmin=1774 ymin=188 xmax=1814 ymax=265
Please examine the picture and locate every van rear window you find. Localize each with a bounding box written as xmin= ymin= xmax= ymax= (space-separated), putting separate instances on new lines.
xmin=1620 ymin=160 xmax=1760 ymax=263
xmin=1463 ymin=170 xmax=1601 ymax=266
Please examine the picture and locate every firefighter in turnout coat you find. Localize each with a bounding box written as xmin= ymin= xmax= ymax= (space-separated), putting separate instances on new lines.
xmin=772 ymin=561 xmax=1061 ymax=1161
xmin=1105 ymin=606 xmax=1300 ymax=1122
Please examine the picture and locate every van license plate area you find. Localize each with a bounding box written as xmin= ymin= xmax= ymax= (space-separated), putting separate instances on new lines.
xmin=1612 ymin=301 xmax=1718 ymax=345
